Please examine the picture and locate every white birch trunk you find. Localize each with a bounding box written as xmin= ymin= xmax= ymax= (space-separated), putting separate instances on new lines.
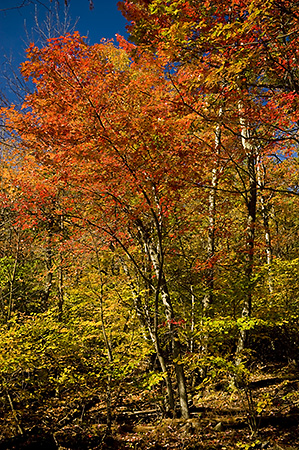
xmin=122 ymin=260 xmax=175 ymax=412
xmin=202 ymin=111 xmax=222 ymax=314
xmin=257 ymin=159 xmax=273 ymax=294
xmin=145 ymin=238 xmax=189 ymax=418
xmin=236 ymin=101 xmax=257 ymax=359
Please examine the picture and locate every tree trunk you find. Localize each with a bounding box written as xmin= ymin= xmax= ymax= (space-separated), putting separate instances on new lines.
xmin=44 ymin=220 xmax=54 ymax=307
xmin=58 ymin=216 xmax=65 ymax=321
xmin=202 ymin=112 xmax=222 ymax=315
xmin=200 ymin=113 xmax=222 ymax=378
xmin=99 ymin=280 xmax=113 ymax=434
xmin=122 ymin=259 xmax=175 ymax=413
xmin=236 ymin=101 xmax=257 ymax=359
xmin=146 ymin=237 xmax=189 ymax=418
xmin=7 ymin=234 xmax=20 ymax=322
xmin=190 ymin=285 xmax=195 ymax=353
xmin=58 ymin=262 xmax=64 ymax=321
xmin=257 ymin=159 xmax=273 ymax=294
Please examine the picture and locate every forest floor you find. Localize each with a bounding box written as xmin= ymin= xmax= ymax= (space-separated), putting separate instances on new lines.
xmin=0 ymin=362 xmax=298 ymax=449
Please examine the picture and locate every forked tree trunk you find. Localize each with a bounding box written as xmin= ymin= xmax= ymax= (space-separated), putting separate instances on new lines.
xmin=151 ymin=330 xmax=175 ymax=414
xmin=121 ymin=260 xmax=175 ymax=413
xmin=130 ymin=278 xmax=175 ymax=412
xmin=145 ymin=237 xmax=189 ymax=419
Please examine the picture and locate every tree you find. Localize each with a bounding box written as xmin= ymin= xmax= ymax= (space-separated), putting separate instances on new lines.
xmin=3 ymin=32 xmax=211 ymax=417
xmin=118 ymin=0 xmax=299 ymax=357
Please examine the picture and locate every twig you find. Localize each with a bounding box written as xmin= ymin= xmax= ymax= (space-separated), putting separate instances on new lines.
xmin=6 ymin=392 xmax=24 ymax=435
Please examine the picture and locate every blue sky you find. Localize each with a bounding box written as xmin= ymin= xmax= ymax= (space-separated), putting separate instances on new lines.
xmin=0 ymin=0 xmax=128 ymax=101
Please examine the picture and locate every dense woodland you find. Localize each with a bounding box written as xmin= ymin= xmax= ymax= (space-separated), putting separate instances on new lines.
xmin=0 ymin=0 xmax=299 ymax=448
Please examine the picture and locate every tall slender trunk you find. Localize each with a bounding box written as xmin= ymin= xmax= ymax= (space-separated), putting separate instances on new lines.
xmin=58 ymin=260 xmax=64 ymax=321
xmin=58 ymin=216 xmax=65 ymax=321
xmin=202 ymin=160 xmax=217 ymax=314
xmin=236 ymin=101 xmax=257 ymax=358
xmin=257 ymin=159 xmax=273 ymax=294
xmin=190 ymin=285 xmax=195 ymax=353
xmin=202 ymin=112 xmax=222 ymax=315
xmin=98 ymin=278 xmax=113 ymax=434
xmin=244 ymin=151 xmax=256 ymax=319
xmin=200 ymin=112 xmax=222 ymax=379
xmin=7 ymin=235 xmax=20 ymax=322
xmin=44 ymin=221 xmax=54 ymax=307
xmin=91 ymin=238 xmax=114 ymax=435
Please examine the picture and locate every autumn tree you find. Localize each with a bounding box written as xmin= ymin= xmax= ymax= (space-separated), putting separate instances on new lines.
xmin=1 ymin=32 xmax=215 ymax=417
xmin=1 ymin=1 xmax=299 ymax=431
xmin=118 ymin=0 xmax=299 ymax=358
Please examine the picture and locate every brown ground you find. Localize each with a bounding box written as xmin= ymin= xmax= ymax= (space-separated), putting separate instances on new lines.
xmin=0 ymin=363 xmax=298 ymax=449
